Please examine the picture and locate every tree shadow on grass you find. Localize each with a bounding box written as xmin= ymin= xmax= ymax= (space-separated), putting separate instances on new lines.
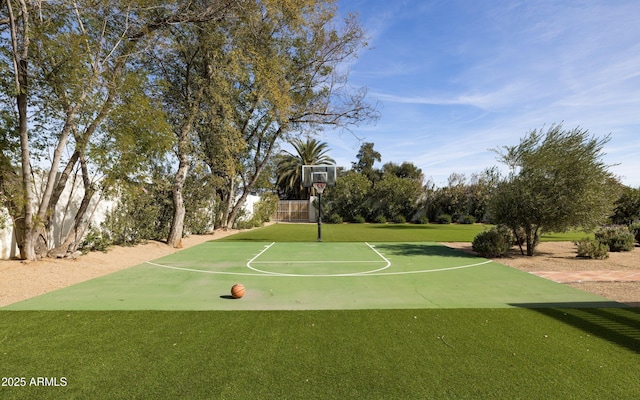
xmin=511 ymin=304 xmax=640 ymax=354
xmin=374 ymin=243 xmax=481 ymax=259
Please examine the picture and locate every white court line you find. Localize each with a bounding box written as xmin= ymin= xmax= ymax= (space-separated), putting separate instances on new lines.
xmin=145 ymin=261 xmax=268 ymax=276
xmin=145 ymin=242 xmax=494 ymax=277
xmin=361 ymin=242 xmax=391 ymax=274
xmin=146 ymin=259 xmax=493 ymax=277
xmin=252 ymin=260 xmax=386 ymax=264
xmin=245 ymin=242 xmax=391 ymax=277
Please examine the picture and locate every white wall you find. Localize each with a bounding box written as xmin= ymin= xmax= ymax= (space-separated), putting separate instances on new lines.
xmin=0 ymin=208 xmax=16 ymax=259
xmin=0 ymin=171 xmax=113 ymax=259
xmin=0 ymin=178 xmax=266 ymax=259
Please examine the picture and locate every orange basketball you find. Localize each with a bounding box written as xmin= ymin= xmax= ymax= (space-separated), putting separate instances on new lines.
xmin=231 ymin=283 xmax=245 ymax=299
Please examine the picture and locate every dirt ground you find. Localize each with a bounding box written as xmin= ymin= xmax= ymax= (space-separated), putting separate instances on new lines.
xmin=1 ymin=234 xmax=638 ymax=307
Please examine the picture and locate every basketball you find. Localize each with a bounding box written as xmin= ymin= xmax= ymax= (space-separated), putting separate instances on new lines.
xmin=231 ymin=283 xmax=245 ymax=299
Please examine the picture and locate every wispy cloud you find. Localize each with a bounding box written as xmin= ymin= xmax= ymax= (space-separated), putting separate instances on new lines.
xmin=331 ymin=0 xmax=640 ymax=187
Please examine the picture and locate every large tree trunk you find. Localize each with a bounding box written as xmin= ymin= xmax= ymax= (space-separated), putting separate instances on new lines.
xmin=17 ymin=57 xmax=37 ymax=260
xmin=221 ymin=179 xmax=235 ymax=229
xmin=167 ymin=126 xmax=192 ymax=248
xmin=167 ymin=84 xmax=203 ymax=247
xmin=167 ymin=153 xmax=189 ymax=248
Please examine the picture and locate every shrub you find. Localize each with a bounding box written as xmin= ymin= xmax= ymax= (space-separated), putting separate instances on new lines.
xmin=78 ymin=225 xmax=112 ymax=253
xmin=415 ymin=215 xmax=429 ymax=225
xmin=374 ymin=215 xmax=387 ymax=224
xmin=353 ymin=215 xmax=366 ymax=224
xmin=252 ymin=193 xmax=279 ymax=224
xmin=234 ymin=193 xmax=280 ymax=230
xmin=472 ymin=227 xmax=512 ymax=257
xmin=234 ymin=219 xmax=258 ymax=230
xmin=459 ymin=215 xmax=476 ymax=224
xmin=595 ymin=225 xmax=635 ymax=252
xmin=327 ymin=213 xmax=343 ymax=224
xmin=435 ymin=214 xmax=452 ymax=224
xmin=393 ymin=215 xmax=406 ymax=224
xmin=575 ymin=238 xmax=609 ymax=259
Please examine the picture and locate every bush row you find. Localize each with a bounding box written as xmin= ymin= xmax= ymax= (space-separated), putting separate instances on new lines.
xmin=575 ymin=225 xmax=637 ymax=259
xmin=471 ymin=224 xmax=638 ymax=259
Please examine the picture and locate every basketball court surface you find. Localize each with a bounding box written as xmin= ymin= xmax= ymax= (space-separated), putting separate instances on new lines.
xmin=3 ymin=241 xmax=621 ymax=310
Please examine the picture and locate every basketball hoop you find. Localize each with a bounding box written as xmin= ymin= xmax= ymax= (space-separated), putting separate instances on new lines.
xmin=313 ymin=182 xmax=326 ymax=194
xmin=302 ymin=164 xmax=337 ymax=242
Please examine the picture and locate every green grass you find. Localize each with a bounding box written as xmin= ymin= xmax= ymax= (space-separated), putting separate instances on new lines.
xmin=1 ymin=223 xmax=631 ymax=399
xmin=1 ymin=309 xmax=639 ymax=399
xmin=223 ymin=222 xmax=592 ymax=243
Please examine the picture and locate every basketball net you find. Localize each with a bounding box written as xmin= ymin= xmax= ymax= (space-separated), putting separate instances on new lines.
xmin=313 ymin=182 xmax=326 ymax=194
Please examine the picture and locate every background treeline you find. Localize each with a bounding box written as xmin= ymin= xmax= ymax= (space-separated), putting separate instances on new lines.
xmin=318 ymin=141 xmax=638 ymax=228
xmin=0 ymin=0 xmax=377 ymax=259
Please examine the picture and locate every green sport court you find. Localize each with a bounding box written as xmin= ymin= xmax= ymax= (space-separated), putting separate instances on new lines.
xmin=4 ymin=240 xmax=622 ymax=311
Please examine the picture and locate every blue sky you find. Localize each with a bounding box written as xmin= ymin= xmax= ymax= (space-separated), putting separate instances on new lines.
xmin=316 ymin=0 xmax=640 ymax=187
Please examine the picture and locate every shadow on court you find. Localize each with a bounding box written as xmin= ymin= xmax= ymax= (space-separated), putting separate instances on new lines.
xmin=375 ymin=243 xmax=479 ymax=258
xmin=511 ymin=305 xmax=640 ymax=354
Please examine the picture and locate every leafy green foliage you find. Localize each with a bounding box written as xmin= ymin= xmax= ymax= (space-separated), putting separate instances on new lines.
xmin=374 ymin=214 xmax=387 ymax=224
xmin=436 ymin=214 xmax=452 ymax=224
xmin=371 ymin=173 xmax=421 ymax=222
xmin=79 ymin=225 xmax=112 ymax=253
xmin=235 ymin=193 xmax=280 ymax=229
xmin=490 ymin=124 xmax=619 ymax=256
xmin=574 ymin=238 xmax=609 ymax=259
xmin=79 ymin=179 xmax=172 ymax=250
xmin=275 ymin=138 xmax=335 ymax=200
xmin=460 ymin=215 xmax=476 ymax=224
xmin=417 ymin=169 xmax=499 ymax=223
xmin=611 ymin=186 xmax=640 ymax=225
xmin=472 ymin=226 xmax=513 ymax=257
xmin=326 ymin=213 xmax=343 ymax=224
xmin=594 ymin=225 xmax=635 ymax=252
xmin=325 ymin=171 xmax=372 ymax=222
xmin=351 ymin=142 xmax=381 ymax=181
xmin=252 ymin=193 xmax=280 ymax=225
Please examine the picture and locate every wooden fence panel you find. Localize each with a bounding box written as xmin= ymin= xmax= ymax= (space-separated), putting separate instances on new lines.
xmin=275 ymin=200 xmax=310 ymax=222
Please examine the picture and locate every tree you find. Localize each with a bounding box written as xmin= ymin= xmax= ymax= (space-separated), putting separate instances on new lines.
xmin=276 ymin=138 xmax=335 ymax=199
xmin=371 ymin=173 xmax=422 ymax=222
xmin=2 ymin=0 xmax=38 ymax=259
xmin=490 ymin=124 xmax=620 ymax=256
xmin=146 ymin=0 xmax=244 ymax=246
xmin=372 ymin=162 xmax=423 ymax=221
xmin=611 ymin=186 xmax=640 ymax=225
xmin=325 ymin=171 xmax=372 ymax=222
xmin=352 ymin=142 xmax=381 ymax=181
xmin=382 ymin=162 xmax=423 ymax=183
xmin=188 ymin=1 xmax=376 ymax=229
xmin=1 ymin=1 xmax=177 ymax=259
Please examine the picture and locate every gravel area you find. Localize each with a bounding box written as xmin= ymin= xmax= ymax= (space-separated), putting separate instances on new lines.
xmin=1 ymin=236 xmax=638 ymax=307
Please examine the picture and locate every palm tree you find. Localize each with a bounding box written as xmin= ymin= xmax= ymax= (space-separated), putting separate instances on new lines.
xmin=276 ymin=138 xmax=335 ymax=199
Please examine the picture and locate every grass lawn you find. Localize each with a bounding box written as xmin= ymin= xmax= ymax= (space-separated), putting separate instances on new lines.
xmin=1 ymin=223 xmax=633 ymax=399
xmin=223 ymin=222 xmax=592 ymax=243
xmin=1 ymin=309 xmax=639 ymax=399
